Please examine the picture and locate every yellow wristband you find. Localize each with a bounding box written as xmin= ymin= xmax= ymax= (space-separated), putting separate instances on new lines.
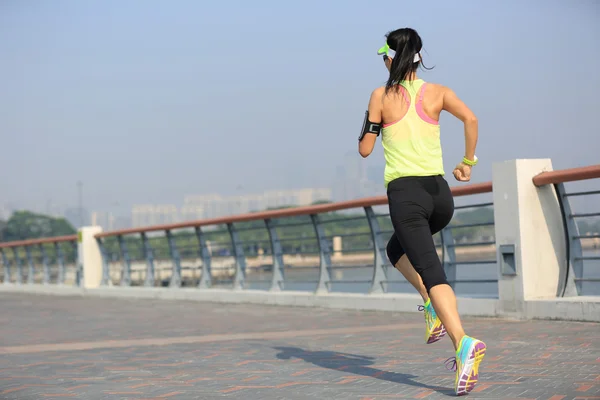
xmin=462 ymin=155 xmax=478 ymax=166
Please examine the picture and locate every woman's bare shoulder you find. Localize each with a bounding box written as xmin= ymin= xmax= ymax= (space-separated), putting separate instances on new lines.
xmin=425 ymin=82 xmax=451 ymax=93
xmin=371 ymin=86 xmax=386 ymax=98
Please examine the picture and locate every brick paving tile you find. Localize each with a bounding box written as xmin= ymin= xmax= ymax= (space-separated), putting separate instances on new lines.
xmin=0 ymin=293 xmax=598 ymax=399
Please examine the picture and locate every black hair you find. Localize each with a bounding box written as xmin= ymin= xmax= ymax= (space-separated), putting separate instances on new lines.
xmin=384 ymin=28 xmax=433 ymax=94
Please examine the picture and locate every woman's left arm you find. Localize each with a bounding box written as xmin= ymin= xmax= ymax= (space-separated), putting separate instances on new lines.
xmin=358 ymin=87 xmax=383 ymax=158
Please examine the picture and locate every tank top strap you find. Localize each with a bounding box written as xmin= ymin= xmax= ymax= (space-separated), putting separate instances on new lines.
xmin=399 ymin=79 xmax=426 ymax=106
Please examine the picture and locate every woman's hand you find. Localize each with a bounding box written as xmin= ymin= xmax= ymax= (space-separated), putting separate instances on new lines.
xmin=453 ymin=162 xmax=472 ymax=182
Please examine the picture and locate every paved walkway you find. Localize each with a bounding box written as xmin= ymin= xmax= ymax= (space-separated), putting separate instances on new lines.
xmin=0 ymin=293 xmax=598 ymax=399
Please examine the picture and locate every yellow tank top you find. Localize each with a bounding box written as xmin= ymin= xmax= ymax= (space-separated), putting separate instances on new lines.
xmin=382 ymin=79 xmax=444 ymax=187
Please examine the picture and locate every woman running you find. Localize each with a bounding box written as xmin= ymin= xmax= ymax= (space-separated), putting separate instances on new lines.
xmin=357 ymin=27 xmax=486 ymax=396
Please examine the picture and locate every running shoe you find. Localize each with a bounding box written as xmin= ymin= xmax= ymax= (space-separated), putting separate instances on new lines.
xmin=418 ymin=299 xmax=446 ymax=344
xmin=444 ymin=335 xmax=487 ymax=396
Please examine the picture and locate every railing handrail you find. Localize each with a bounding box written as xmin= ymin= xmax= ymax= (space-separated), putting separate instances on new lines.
xmin=533 ymin=164 xmax=600 ymax=186
xmin=0 ymin=235 xmax=78 ymax=249
xmin=94 ymin=182 xmax=493 ymax=239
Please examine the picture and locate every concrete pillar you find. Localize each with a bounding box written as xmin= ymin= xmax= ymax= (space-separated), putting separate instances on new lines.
xmin=77 ymin=226 xmax=103 ymax=289
xmin=492 ymin=159 xmax=566 ymax=314
xmin=332 ymin=236 xmax=342 ymax=260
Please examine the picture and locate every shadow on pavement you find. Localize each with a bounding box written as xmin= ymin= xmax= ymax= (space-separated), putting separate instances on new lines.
xmin=273 ymin=346 xmax=455 ymax=397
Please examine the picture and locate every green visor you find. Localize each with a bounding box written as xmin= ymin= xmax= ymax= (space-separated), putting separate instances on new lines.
xmin=377 ymin=43 xmax=396 ymax=58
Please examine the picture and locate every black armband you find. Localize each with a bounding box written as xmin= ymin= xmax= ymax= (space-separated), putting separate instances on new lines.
xmin=358 ymin=110 xmax=381 ymax=141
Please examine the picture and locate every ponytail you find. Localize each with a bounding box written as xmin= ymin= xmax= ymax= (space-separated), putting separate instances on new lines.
xmin=383 ymin=28 xmax=428 ymax=94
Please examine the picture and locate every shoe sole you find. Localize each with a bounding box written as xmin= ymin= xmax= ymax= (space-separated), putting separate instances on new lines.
xmin=426 ymin=324 xmax=447 ymax=344
xmin=455 ymin=341 xmax=486 ymax=396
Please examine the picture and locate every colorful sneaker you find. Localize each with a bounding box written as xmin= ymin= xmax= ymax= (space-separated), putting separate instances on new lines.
xmin=418 ymin=299 xmax=446 ymax=344
xmin=445 ymin=335 xmax=487 ymax=396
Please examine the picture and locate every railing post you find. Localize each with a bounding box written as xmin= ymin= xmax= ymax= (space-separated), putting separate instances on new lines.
xmin=1 ymin=249 xmax=11 ymax=284
xmin=364 ymin=206 xmax=387 ymax=293
xmin=165 ymin=230 xmax=182 ymax=287
xmin=441 ymin=227 xmax=457 ymax=289
xmin=117 ymin=235 xmax=131 ymax=286
xmin=73 ymin=240 xmax=82 ymax=287
xmin=25 ymin=246 xmax=35 ymax=284
xmin=141 ymin=232 xmax=155 ymax=287
xmin=39 ymin=244 xmax=50 ymax=285
xmin=554 ymin=183 xmax=580 ymax=296
xmin=195 ymin=227 xmax=212 ymax=289
xmin=97 ymin=238 xmax=111 ymax=286
xmin=492 ymin=159 xmax=566 ymax=314
xmin=265 ymin=218 xmax=285 ymax=291
xmin=228 ymin=223 xmax=246 ymax=290
xmin=310 ymin=214 xmax=332 ymax=293
xmin=12 ymin=248 xmax=23 ymax=285
xmin=55 ymin=242 xmax=66 ymax=284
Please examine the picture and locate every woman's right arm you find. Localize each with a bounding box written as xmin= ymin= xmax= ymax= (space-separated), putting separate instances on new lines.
xmin=441 ymin=87 xmax=478 ymax=181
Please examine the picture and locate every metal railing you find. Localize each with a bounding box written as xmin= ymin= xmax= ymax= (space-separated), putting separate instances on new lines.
xmin=1 ymin=163 xmax=597 ymax=299
xmin=0 ymin=235 xmax=79 ymax=285
xmin=88 ymin=182 xmax=495 ymax=297
xmin=0 ymin=182 xmax=497 ymax=298
xmin=533 ymin=164 xmax=600 ymax=296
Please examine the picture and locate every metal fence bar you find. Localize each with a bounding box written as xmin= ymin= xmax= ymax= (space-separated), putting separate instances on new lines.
xmin=195 ymin=227 xmax=212 ymax=289
xmin=12 ymin=248 xmax=23 ymax=284
xmin=117 ymin=235 xmax=132 ymax=287
xmin=55 ymin=243 xmax=65 ymax=284
xmin=278 ymin=237 xmax=318 ymax=243
xmin=141 ymin=232 xmax=155 ymax=287
xmin=448 ymin=279 xmax=498 ymax=284
xmin=454 ymin=202 xmax=494 ymax=210
xmin=319 ymin=216 xmax=367 ymax=224
xmin=311 ymin=214 xmax=332 ymax=293
xmin=73 ymin=241 xmax=82 ymax=287
xmin=96 ymin=239 xmax=110 ymax=286
xmin=228 ymin=223 xmax=246 ymax=290
xmin=574 ymin=234 xmax=600 ymax=239
xmin=448 ymin=222 xmax=494 ymax=229
xmin=570 ymin=212 xmax=600 ymax=218
xmin=25 ymin=246 xmax=35 ymax=284
xmin=448 ymin=260 xmax=496 ymax=265
xmin=555 ymin=183 xmax=581 ymax=296
xmin=270 ymin=221 xmax=314 ymax=228
xmin=165 ymin=230 xmax=182 ymax=288
xmin=448 ymin=241 xmax=496 ymax=248
xmin=365 ymin=206 xmax=387 ymax=294
xmin=564 ymin=190 xmax=600 ymax=197
xmin=39 ymin=244 xmax=50 ymax=284
xmin=264 ymin=219 xmax=285 ymax=291
xmin=1 ymin=249 xmax=10 ymax=284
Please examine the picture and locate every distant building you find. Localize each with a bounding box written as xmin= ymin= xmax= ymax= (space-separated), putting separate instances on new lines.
xmin=131 ymin=204 xmax=179 ymax=228
xmin=91 ymin=211 xmax=116 ymax=231
xmin=182 ymin=188 xmax=332 ymax=219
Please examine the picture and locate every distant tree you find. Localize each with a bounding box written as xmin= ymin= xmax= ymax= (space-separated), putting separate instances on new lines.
xmin=311 ymin=200 xmax=332 ymax=205
xmin=1 ymin=211 xmax=76 ymax=242
xmin=0 ymin=219 xmax=5 ymax=241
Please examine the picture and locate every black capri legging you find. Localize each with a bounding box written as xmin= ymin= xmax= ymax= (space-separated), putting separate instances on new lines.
xmin=385 ymin=175 xmax=454 ymax=292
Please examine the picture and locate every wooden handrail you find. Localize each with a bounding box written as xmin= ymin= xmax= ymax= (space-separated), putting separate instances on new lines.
xmin=94 ymin=181 xmax=493 ymax=239
xmin=0 ymin=235 xmax=78 ymax=249
xmin=533 ymin=164 xmax=600 ymax=186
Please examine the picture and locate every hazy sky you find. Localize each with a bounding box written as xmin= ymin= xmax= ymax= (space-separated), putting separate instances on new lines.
xmin=1 ymin=0 xmax=599 ymax=215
